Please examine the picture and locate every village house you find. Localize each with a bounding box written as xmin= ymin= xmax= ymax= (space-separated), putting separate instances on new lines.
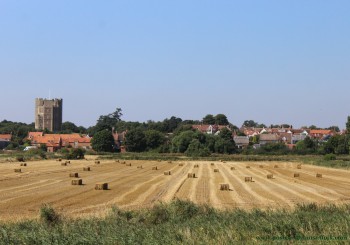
xmin=233 ymin=136 xmax=250 ymax=149
xmin=0 ymin=134 xmax=12 ymax=149
xmin=192 ymin=124 xmax=231 ymax=135
xmin=27 ymin=132 xmax=92 ymax=152
xmin=259 ymin=134 xmax=280 ymax=145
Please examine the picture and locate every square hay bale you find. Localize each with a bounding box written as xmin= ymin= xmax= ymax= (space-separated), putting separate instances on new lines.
xmin=95 ymin=183 xmax=108 ymax=190
xmin=246 ymin=166 xmax=250 ymax=169
xmin=294 ymin=173 xmax=300 ymax=178
xmin=214 ymin=169 xmax=219 ymax=173
xmin=152 ymin=166 xmax=158 ymax=170
xmin=95 ymin=160 xmax=100 ymax=164
xmin=164 ymin=171 xmax=171 ymax=175
xmin=14 ymin=168 xmax=22 ymax=173
xmin=316 ymin=173 xmax=322 ymax=178
xmin=297 ymin=164 xmax=302 ymax=169
xmin=188 ymin=173 xmax=196 ymax=178
xmin=61 ymin=162 xmax=67 ymax=166
xmin=69 ymin=173 xmax=79 ymax=178
xmin=126 ymin=163 xmax=132 ymax=166
xmin=194 ymin=164 xmax=199 ymax=168
xmin=137 ymin=165 xmax=143 ymax=169
xmin=245 ymin=177 xmax=253 ymax=182
xmin=231 ymin=167 xmax=235 ymax=170
xmin=220 ymin=184 xmax=230 ymax=191
xmin=83 ymin=167 xmax=91 ymax=171
xmin=259 ymin=165 xmax=263 ymax=168
xmin=20 ymin=163 xmax=27 ymax=167
xmin=267 ymin=174 xmax=273 ymax=179
xmin=274 ymin=165 xmax=278 ymax=168
xmin=71 ymin=179 xmax=83 ymax=185
xmin=178 ymin=163 xmax=184 ymax=166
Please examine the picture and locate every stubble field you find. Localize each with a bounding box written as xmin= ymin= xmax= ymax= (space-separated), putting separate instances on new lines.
xmin=1 ymin=158 xmax=350 ymax=221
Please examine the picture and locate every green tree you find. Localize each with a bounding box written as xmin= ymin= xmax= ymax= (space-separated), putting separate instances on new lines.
xmin=214 ymin=114 xmax=229 ymax=125
xmin=91 ymin=108 xmax=123 ymax=134
xmin=125 ymin=129 xmax=146 ymax=152
xmin=91 ymin=130 xmax=115 ymax=152
xmin=171 ymin=130 xmax=195 ymax=153
xmin=202 ymin=114 xmax=215 ymax=125
xmin=185 ymin=139 xmax=210 ymax=157
xmin=218 ymin=128 xmax=232 ymax=141
xmin=346 ymin=116 xmax=350 ymax=134
xmin=144 ymin=130 xmax=165 ymax=150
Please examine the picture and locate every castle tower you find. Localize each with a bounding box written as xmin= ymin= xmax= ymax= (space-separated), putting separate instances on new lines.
xmin=35 ymin=98 xmax=63 ymax=132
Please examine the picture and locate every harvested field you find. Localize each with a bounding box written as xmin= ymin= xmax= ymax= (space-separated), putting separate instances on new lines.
xmin=0 ymin=159 xmax=350 ymax=221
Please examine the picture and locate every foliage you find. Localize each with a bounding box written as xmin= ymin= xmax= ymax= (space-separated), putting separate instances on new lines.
xmin=40 ymin=204 xmax=60 ymax=225
xmin=91 ymin=130 xmax=115 ymax=152
xmin=243 ymin=120 xmax=266 ymax=128
xmin=88 ymin=108 xmax=123 ymax=135
xmin=144 ymin=130 xmax=166 ymax=150
xmin=346 ymin=116 xmax=350 ymax=134
xmin=202 ymin=114 xmax=216 ymax=124
xmin=60 ymin=121 xmax=87 ymax=134
xmin=324 ymin=154 xmax=336 ymax=161
xmin=125 ymin=129 xmax=146 ymax=152
xmin=64 ymin=148 xmax=85 ymax=159
xmin=214 ymin=114 xmax=229 ymax=125
xmin=1 ymin=201 xmax=350 ymax=244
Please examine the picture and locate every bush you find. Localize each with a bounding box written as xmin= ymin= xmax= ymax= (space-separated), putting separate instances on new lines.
xmin=40 ymin=204 xmax=60 ymax=225
xmin=65 ymin=148 xmax=85 ymax=160
xmin=324 ymin=154 xmax=336 ymax=161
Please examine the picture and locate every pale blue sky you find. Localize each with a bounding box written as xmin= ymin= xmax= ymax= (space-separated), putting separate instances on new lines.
xmin=1 ymin=1 xmax=349 ymax=128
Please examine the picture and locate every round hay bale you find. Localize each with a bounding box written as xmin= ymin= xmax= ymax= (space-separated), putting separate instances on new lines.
xmin=246 ymin=166 xmax=250 ymax=169
xmin=267 ymin=174 xmax=273 ymax=179
xmin=316 ymin=173 xmax=322 ymax=178
xmin=83 ymin=167 xmax=91 ymax=171
xmin=69 ymin=173 xmax=79 ymax=178
xmin=178 ymin=163 xmax=184 ymax=166
xmin=20 ymin=163 xmax=27 ymax=167
xmin=137 ymin=165 xmax=143 ymax=169
xmin=61 ymin=162 xmax=67 ymax=166
xmin=230 ymin=167 xmax=235 ymax=170
xmin=164 ymin=171 xmax=171 ymax=175
xmin=274 ymin=165 xmax=278 ymax=168
xmin=152 ymin=166 xmax=158 ymax=170
xmin=14 ymin=168 xmax=22 ymax=173
xmin=294 ymin=173 xmax=300 ymax=178
xmin=214 ymin=169 xmax=219 ymax=172
xmin=194 ymin=164 xmax=199 ymax=168
xmin=126 ymin=163 xmax=131 ymax=166
xmin=95 ymin=160 xmax=100 ymax=164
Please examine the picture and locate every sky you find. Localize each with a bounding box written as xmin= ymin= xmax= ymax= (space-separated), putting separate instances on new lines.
xmin=1 ymin=1 xmax=349 ymax=129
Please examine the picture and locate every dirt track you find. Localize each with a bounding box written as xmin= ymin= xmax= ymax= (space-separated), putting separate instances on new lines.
xmin=0 ymin=158 xmax=349 ymax=221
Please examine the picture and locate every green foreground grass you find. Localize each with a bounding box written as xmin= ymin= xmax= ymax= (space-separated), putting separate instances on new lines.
xmin=1 ymin=200 xmax=349 ymax=244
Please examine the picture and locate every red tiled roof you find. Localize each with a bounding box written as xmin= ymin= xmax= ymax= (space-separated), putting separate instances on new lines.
xmin=310 ymin=130 xmax=333 ymax=135
xmin=0 ymin=134 xmax=12 ymax=141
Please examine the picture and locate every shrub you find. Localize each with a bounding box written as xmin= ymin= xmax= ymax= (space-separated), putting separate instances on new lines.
xmin=40 ymin=204 xmax=60 ymax=225
xmin=324 ymin=154 xmax=336 ymax=161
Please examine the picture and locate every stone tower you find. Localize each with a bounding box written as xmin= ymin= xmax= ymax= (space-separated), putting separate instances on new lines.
xmin=35 ymin=98 xmax=63 ymax=132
